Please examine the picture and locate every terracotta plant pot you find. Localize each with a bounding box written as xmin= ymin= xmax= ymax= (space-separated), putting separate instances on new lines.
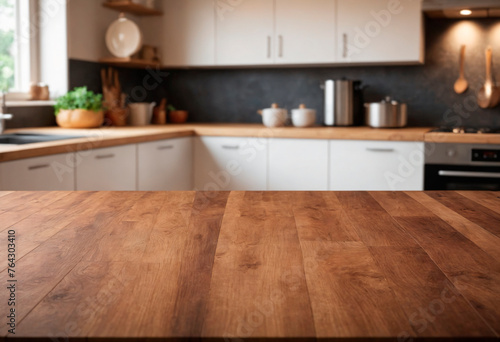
xmin=56 ymin=109 xmax=104 ymax=128
xmin=169 ymin=110 xmax=188 ymax=124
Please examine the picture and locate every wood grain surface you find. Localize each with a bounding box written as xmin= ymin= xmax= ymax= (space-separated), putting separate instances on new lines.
xmin=425 ymin=132 xmax=500 ymax=144
xmin=3 ymin=125 xmax=500 ymax=163
xmin=0 ymin=125 xmax=432 ymax=162
xmin=0 ymin=191 xmax=499 ymax=341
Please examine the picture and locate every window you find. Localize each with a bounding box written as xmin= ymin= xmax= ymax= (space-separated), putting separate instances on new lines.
xmin=0 ymin=0 xmax=38 ymax=96
xmin=0 ymin=0 xmax=16 ymax=91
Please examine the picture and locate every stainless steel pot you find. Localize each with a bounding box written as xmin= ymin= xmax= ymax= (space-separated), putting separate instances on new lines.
xmin=365 ymin=97 xmax=407 ymax=128
xmin=323 ymin=79 xmax=364 ymax=126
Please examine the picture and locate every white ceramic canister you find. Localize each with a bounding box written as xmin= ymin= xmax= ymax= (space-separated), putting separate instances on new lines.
xmin=259 ymin=103 xmax=288 ymax=128
xmin=291 ymin=104 xmax=316 ymax=128
xmin=129 ymin=102 xmax=156 ymax=126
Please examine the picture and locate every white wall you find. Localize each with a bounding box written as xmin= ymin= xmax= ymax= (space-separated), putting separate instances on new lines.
xmin=139 ymin=0 xmax=215 ymax=66
xmin=67 ymin=0 xmax=132 ymax=62
xmin=39 ymin=0 xmax=68 ymax=97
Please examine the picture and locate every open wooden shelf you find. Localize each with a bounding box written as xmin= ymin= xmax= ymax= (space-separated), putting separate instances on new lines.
xmin=99 ymin=57 xmax=164 ymax=69
xmin=102 ymin=1 xmax=163 ymax=16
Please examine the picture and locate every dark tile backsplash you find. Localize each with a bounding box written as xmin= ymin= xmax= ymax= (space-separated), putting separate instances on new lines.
xmin=64 ymin=17 xmax=499 ymax=129
xmin=4 ymin=106 xmax=56 ymax=130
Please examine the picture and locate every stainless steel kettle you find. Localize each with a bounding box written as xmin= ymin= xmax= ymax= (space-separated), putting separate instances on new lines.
xmin=322 ymin=79 xmax=364 ymax=126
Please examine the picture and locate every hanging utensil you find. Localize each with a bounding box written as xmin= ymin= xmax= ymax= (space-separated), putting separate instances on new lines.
xmin=477 ymin=47 xmax=500 ymax=108
xmin=454 ymin=45 xmax=468 ymax=94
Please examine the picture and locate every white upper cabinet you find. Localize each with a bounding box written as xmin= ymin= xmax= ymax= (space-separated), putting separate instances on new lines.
xmin=275 ymin=0 xmax=336 ymax=64
xmin=336 ymin=0 xmax=423 ymax=64
xmin=154 ymin=0 xmax=216 ymax=66
xmin=138 ymin=0 xmax=424 ymax=67
xmin=216 ymin=0 xmax=275 ymax=66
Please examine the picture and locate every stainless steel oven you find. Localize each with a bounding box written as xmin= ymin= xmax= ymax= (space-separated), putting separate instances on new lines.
xmin=425 ymin=143 xmax=500 ymax=191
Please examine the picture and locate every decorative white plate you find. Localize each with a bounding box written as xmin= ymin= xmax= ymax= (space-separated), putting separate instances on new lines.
xmin=105 ymin=15 xmax=143 ymax=58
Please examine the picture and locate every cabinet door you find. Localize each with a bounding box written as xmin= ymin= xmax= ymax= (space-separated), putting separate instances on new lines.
xmin=138 ymin=137 xmax=193 ymax=191
xmin=337 ymin=0 xmax=423 ymax=64
xmin=154 ymin=0 xmax=215 ymax=66
xmin=330 ymin=140 xmax=424 ymax=191
xmin=0 ymin=153 xmax=75 ymax=191
xmin=76 ymin=145 xmax=137 ymax=191
xmin=216 ymin=0 xmax=274 ymax=66
xmin=269 ymin=139 xmax=329 ymax=190
xmin=275 ymin=0 xmax=336 ymax=64
xmin=194 ymin=136 xmax=267 ymax=191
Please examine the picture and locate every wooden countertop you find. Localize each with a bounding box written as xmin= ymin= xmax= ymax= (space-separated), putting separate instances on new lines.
xmin=425 ymin=132 xmax=500 ymax=145
xmin=0 ymin=125 xmax=432 ymax=162
xmin=1 ymin=124 xmax=499 ymax=162
xmin=0 ymin=191 xmax=499 ymax=341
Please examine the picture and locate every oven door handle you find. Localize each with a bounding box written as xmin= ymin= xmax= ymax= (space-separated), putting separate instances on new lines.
xmin=438 ymin=170 xmax=500 ymax=179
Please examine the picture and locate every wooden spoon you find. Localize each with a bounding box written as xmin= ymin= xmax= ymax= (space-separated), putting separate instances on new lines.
xmin=478 ymin=47 xmax=500 ymax=108
xmin=454 ymin=45 xmax=468 ymax=94
xmin=490 ymin=56 xmax=500 ymax=108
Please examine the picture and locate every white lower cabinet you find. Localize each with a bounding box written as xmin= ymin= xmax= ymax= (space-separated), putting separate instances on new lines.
xmin=138 ymin=137 xmax=193 ymax=191
xmin=2 ymin=136 xmax=427 ymax=192
xmin=76 ymin=144 xmax=137 ymax=191
xmin=0 ymin=153 xmax=75 ymax=191
xmin=269 ymin=139 xmax=329 ymax=190
xmin=194 ymin=136 xmax=267 ymax=191
xmin=329 ymin=140 xmax=424 ymax=191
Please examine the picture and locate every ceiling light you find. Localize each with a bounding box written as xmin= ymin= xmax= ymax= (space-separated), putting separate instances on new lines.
xmin=460 ymin=9 xmax=472 ymax=16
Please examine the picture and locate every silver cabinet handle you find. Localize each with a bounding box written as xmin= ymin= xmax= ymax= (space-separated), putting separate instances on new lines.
xmin=267 ymin=36 xmax=272 ymax=59
xmin=95 ymin=154 xmax=115 ymax=160
xmin=279 ymin=35 xmax=284 ymax=58
xmin=157 ymin=145 xmax=174 ymax=151
xmin=28 ymin=164 xmax=49 ymax=171
xmin=0 ymin=114 xmax=13 ymax=120
xmin=222 ymin=145 xmax=240 ymax=150
xmin=366 ymin=148 xmax=395 ymax=153
xmin=343 ymin=33 xmax=348 ymax=58
xmin=438 ymin=170 xmax=500 ymax=179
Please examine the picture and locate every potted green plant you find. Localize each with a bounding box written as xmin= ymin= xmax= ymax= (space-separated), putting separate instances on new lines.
xmin=55 ymin=87 xmax=104 ymax=128
xmin=167 ymin=105 xmax=188 ymax=124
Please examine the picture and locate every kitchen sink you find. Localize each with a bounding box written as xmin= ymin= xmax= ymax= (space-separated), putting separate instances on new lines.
xmin=0 ymin=133 xmax=85 ymax=145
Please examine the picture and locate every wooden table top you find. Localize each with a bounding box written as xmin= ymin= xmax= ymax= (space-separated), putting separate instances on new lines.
xmin=0 ymin=191 xmax=499 ymax=341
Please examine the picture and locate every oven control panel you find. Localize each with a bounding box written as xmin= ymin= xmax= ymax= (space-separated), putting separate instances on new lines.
xmin=472 ymin=149 xmax=500 ymax=162
xmin=426 ymin=143 xmax=500 ymax=166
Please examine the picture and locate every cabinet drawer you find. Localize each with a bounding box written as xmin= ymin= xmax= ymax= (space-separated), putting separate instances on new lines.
xmin=269 ymin=139 xmax=329 ymax=190
xmin=138 ymin=137 xmax=193 ymax=191
xmin=194 ymin=136 xmax=267 ymax=191
xmin=76 ymin=144 xmax=137 ymax=191
xmin=0 ymin=153 xmax=75 ymax=191
xmin=330 ymin=140 xmax=424 ymax=190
